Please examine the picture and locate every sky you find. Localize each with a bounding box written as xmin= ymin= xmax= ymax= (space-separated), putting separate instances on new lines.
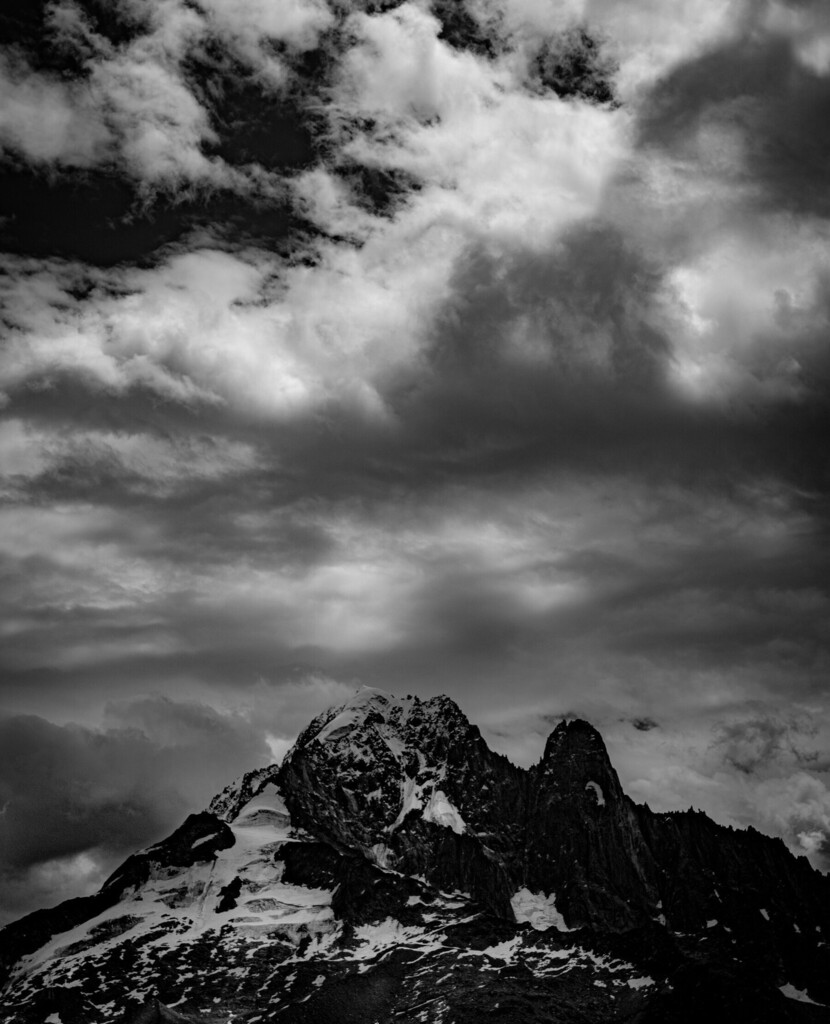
xmin=0 ymin=0 xmax=829 ymax=925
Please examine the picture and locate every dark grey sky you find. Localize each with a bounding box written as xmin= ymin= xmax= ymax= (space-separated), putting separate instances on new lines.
xmin=1 ymin=0 xmax=829 ymax=924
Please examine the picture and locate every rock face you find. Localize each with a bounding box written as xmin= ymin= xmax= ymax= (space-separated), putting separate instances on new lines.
xmin=2 ymin=687 xmax=830 ymax=1024
xmin=279 ymin=689 xmax=527 ymax=917
xmin=282 ymin=690 xmax=830 ymax=939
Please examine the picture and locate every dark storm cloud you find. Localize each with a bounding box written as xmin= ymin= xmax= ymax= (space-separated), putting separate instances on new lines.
xmin=401 ymin=508 xmax=825 ymax=693
xmin=3 ymin=224 xmax=828 ymax=520
xmin=637 ymin=26 xmax=830 ymax=217
xmin=0 ymin=211 xmax=826 ymax=702
xmin=632 ymin=717 xmax=658 ymax=731
xmin=380 ymin=224 xmax=829 ymax=505
xmin=0 ymin=698 xmax=271 ymax=923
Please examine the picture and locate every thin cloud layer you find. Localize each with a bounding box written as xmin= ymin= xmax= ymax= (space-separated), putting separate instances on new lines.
xmin=1 ymin=0 xmax=828 ymax=920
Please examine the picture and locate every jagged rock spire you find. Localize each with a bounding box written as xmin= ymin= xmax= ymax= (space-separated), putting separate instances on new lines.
xmin=539 ymin=717 xmax=626 ymax=807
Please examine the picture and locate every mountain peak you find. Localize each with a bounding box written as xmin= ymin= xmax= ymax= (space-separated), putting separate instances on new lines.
xmin=541 ymin=716 xmax=608 ymax=761
xmin=280 ymin=688 xmax=480 ymax=866
xmin=291 ymin=687 xmax=471 ymax=754
xmin=538 ymin=717 xmax=624 ymax=802
xmin=545 ymin=715 xmax=606 ymax=745
xmin=4 ymin=694 xmax=830 ymax=1023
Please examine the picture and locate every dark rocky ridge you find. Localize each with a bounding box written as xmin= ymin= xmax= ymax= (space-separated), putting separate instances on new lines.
xmin=278 ymin=689 xmax=830 ymax=1009
xmin=280 ymin=691 xmax=830 ymax=937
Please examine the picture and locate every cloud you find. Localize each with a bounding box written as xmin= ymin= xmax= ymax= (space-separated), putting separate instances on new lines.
xmin=611 ymin=704 xmax=830 ymax=871
xmin=750 ymin=771 xmax=830 ymax=870
xmin=711 ymin=711 xmax=830 ymax=775
xmin=0 ymin=0 xmax=333 ymax=191
xmin=0 ymin=417 xmax=261 ymax=502
xmin=0 ymin=50 xmax=110 ymax=166
xmin=0 ymin=671 xmax=364 ymax=924
xmin=0 ymin=695 xmax=274 ymax=923
xmin=636 ymin=4 xmax=830 ymax=219
xmin=740 ymin=770 xmax=830 ymax=868
xmin=196 ymin=0 xmax=334 ymax=66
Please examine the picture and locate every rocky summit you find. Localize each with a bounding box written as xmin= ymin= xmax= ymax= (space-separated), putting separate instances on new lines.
xmin=2 ymin=688 xmax=829 ymax=1023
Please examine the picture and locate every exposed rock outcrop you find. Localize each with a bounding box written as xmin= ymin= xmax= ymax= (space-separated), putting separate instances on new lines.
xmin=279 ymin=688 xmax=830 ymax=955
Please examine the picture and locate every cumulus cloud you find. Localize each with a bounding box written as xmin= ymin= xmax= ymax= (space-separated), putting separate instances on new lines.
xmin=0 ymin=51 xmax=110 ymax=166
xmin=753 ymin=773 xmax=830 ymax=868
xmin=0 ymin=0 xmax=334 ymax=189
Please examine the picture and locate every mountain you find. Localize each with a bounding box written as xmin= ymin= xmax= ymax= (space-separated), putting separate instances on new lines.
xmin=2 ymin=687 xmax=829 ymax=1023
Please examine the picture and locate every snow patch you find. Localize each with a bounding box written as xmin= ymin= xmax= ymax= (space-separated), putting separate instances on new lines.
xmin=391 ymin=774 xmax=425 ymax=830
xmin=585 ymin=781 xmax=605 ymax=806
xmin=627 ymin=977 xmax=654 ymax=990
xmin=370 ymin=843 xmax=394 ymax=869
xmin=706 ymin=919 xmax=717 ymax=928
xmin=510 ymin=888 xmax=572 ymax=932
xmin=422 ymin=790 xmax=466 ymax=834
xmin=377 ymin=728 xmax=406 ymax=761
xmin=190 ymin=834 xmax=220 ymax=850
xmin=313 ymin=688 xmax=413 ymax=745
xmin=760 ymin=908 xmax=769 ymax=921
xmin=779 ymin=984 xmax=825 ymax=1005
xmin=352 ymin=918 xmax=437 ymax=960
xmin=482 ymin=937 xmax=521 ymax=961
xmin=315 ymin=708 xmax=364 ymax=745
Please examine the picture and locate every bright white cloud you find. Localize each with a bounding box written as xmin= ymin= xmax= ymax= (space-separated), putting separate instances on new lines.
xmin=93 ymin=49 xmax=221 ymax=186
xmin=331 ymin=4 xmax=628 ymax=245
xmin=0 ymin=52 xmax=109 ymax=166
xmin=0 ymin=5 xmax=642 ymax=423
xmin=665 ymin=217 xmax=830 ymax=404
xmin=197 ymin=0 xmax=334 ymax=72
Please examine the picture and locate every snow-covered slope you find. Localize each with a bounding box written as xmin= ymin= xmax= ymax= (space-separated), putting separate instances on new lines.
xmin=1 ymin=766 xmax=663 ymax=1024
